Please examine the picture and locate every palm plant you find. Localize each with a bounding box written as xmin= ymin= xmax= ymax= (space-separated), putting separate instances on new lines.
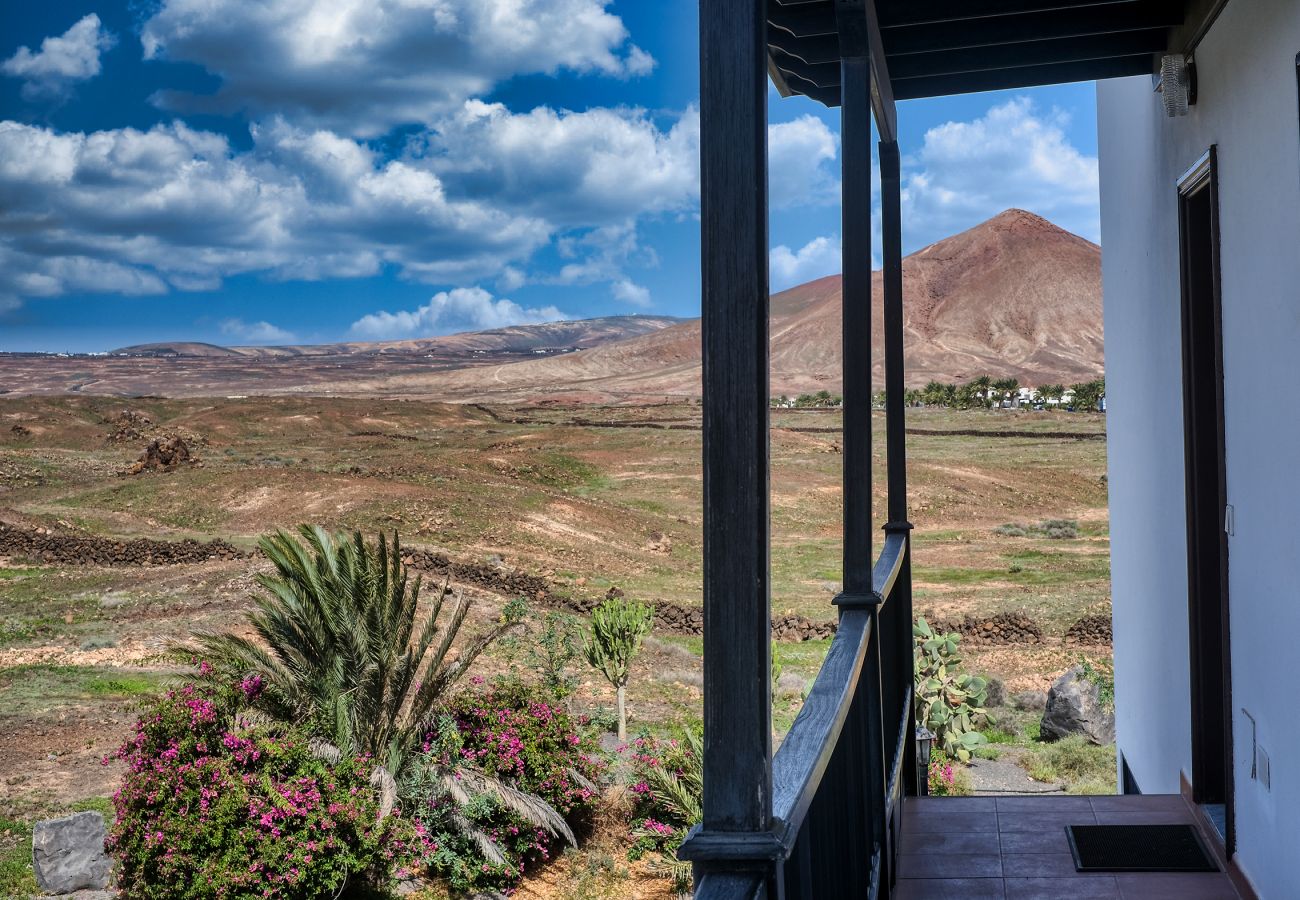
xmin=632 ymin=728 xmax=702 ymax=898
xmin=194 ymin=525 xmax=520 ymax=777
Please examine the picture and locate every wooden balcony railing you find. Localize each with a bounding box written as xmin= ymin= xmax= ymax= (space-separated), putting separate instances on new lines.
xmin=688 ymin=529 xmax=916 ymax=899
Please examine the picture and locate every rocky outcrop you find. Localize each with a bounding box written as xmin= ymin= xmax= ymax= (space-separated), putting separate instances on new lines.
xmin=31 ymin=811 xmax=112 ymax=894
xmin=0 ymin=522 xmax=248 ymax=566
xmin=126 ymin=436 xmax=194 ymax=474
xmin=1040 ymin=665 xmax=1115 ymax=745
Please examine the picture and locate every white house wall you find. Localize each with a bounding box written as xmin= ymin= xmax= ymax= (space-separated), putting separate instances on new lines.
xmin=1098 ymin=0 xmax=1300 ymax=894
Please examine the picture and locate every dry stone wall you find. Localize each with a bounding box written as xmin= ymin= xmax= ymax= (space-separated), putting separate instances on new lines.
xmin=0 ymin=522 xmax=248 ymax=566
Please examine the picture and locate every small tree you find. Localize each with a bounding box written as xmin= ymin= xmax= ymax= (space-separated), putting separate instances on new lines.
xmin=584 ymin=597 xmax=654 ymax=740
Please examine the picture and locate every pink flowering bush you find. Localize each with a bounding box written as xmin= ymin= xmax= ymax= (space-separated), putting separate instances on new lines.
xmin=403 ymin=678 xmax=605 ymax=893
xmin=107 ymin=675 xmax=406 ymax=899
xmin=622 ymin=728 xmax=701 ymax=894
xmin=926 ymin=748 xmax=973 ymax=796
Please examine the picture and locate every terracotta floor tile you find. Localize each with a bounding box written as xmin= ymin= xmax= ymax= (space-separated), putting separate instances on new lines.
xmin=903 ymin=810 xmax=999 ymax=833
xmin=898 ymin=852 xmax=1003 ymax=879
xmin=1089 ymin=794 xmax=1190 ymax=813
xmin=999 ymin=828 xmax=1073 ymax=854
xmin=996 ymin=795 xmax=1094 ymax=813
xmin=1001 ymin=853 xmax=1087 ymax=878
xmin=1091 ymin=809 xmax=1197 ymax=826
xmin=997 ymin=810 xmax=1096 ymax=832
xmin=894 ymin=877 xmax=1007 ymax=899
xmin=901 ymin=831 xmax=1001 ymax=855
xmin=1114 ymin=872 xmax=1240 ymax=899
xmin=1005 ymin=876 xmax=1120 ymax=899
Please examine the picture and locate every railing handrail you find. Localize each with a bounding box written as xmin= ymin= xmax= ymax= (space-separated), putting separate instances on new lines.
xmin=770 ymin=608 xmax=872 ymax=838
xmin=768 ymin=529 xmax=908 ymax=847
xmin=872 ymin=529 xmax=908 ymax=602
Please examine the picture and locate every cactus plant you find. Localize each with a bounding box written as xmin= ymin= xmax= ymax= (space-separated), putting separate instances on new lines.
xmin=583 ymin=597 xmax=654 ymax=740
xmin=914 ymin=617 xmax=989 ymax=763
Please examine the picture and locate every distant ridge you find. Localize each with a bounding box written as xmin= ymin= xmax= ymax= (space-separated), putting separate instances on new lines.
xmin=110 ymin=315 xmax=684 ymax=359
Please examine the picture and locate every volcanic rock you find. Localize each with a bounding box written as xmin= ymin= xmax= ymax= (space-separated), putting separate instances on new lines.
xmin=127 ymin=435 xmax=194 ymax=474
xmin=31 ymin=811 xmax=112 ymax=894
xmin=1040 ymin=665 xmax=1116 ymax=745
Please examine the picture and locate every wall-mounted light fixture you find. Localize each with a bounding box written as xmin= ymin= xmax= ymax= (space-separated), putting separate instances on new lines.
xmin=1160 ymin=54 xmax=1196 ymax=117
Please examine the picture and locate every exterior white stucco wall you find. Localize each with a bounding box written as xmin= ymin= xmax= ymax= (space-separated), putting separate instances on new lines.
xmin=1099 ymin=0 xmax=1300 ymax=894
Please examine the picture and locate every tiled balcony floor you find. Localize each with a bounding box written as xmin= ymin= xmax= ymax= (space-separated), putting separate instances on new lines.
xmin=895 ymin=795 xmax=1242 ymax=899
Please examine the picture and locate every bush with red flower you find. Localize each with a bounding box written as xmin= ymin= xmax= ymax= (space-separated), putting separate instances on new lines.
xmin=402 ymin=677 xmax=605 ymax=894
xmin=107 ymin=673 xmax=408 ymax=899
xmin=622 ymin=728 xmax=701 ymax=895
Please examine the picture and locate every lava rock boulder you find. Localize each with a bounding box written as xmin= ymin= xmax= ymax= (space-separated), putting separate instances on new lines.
xmin=1040 ymin=665 xmax=1115 ymax=745
xmin=31 ymin=810 xmax=112 ymax=894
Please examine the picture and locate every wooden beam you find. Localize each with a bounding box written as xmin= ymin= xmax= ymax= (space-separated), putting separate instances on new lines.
xmin=696 ymin=0 xmax=773 ymax=840
xmin=1169 ymin=0 xmax=1231 ymax=56
xmin=892 ymin=53 xmax=1154 ymax=99
xmin=866 ymin=0 xmax=896 ymax=144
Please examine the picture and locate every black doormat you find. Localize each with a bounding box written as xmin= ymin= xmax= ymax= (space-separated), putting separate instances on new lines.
xmin=1066 ymin=824 xmax=1219 ymax=872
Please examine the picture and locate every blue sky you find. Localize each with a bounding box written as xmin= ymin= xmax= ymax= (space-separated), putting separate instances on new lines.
xmin=0 ymin=1 xmax=1101 ymax=352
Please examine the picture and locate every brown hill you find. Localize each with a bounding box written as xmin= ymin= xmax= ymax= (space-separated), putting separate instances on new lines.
xmin=425 ymin=209 xmax=1103 ymax=400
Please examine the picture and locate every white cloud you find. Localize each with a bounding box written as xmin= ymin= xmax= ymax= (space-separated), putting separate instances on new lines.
xmin=770 ymin=235 xmax=842 ymax=291
xmin=768 ymin=115 xmax=839 ymax=209
xmin=2 ymin=14 xmax=116 ymax=101
xmin=611 ymin=279 xmax=651 ymax=308
xmin=140 ymin=0 xmax=654 ymax=137
xmin=220 ymin=318 xmax=296 ymax=344
xmin=0 ymin=119 xmax=551 ymax=302
xmin=422 ymin=101 xmax=700 ymax=227
xmin=901 ymin=97 xmax=1100 ymax=246
xmin=349 ymin=287 xmax=569 ymax=339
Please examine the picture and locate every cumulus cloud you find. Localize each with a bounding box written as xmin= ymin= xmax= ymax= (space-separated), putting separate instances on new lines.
xmin=422 ymin=102 xmax=700 ymax=227
xmin=768 ymin=115 xmax=839 ymax=209
xmin=140 ymin=0 xmax=655 ymax=137
xmin=902 ymin=97 xmax=1099 ymax=246
xmin=349 ymin=287 xmax=568 ymax=338
xmin=770 ymin=235 xmax=842 ymax=291
xmin=220 ymin=318 xmax=296 ymax=344
xmin=0 ymin=119 xmax=550 ymax=303
xmin=611 ymin=279 xmax=652 ymax=308
xmin=3 ymin=14 xmax=116 ymax=101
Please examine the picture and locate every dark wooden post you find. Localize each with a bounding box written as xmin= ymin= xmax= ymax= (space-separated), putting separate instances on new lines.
xmin=834 ymin=0 xmax=887 ymax=880
xmin=879 ymin=140 xmax=917 ymax=797
xmin=678 ymin=0 xmax=775 ymax=888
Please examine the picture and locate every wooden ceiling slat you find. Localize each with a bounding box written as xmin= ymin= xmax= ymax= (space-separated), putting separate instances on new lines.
xmin=875 ymin=0 xmax=1142 ymax=28
xmin=892 ymin=53 xmax=1155 ymax=98
xmin=888 ymin=29 xmax=1168 ymax=79
xmin=882 ymin=1 xmax=1183 ymax=55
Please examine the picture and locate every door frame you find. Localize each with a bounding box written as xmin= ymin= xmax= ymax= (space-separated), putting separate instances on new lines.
xmin=1176 ymin=145 xmax=1234 ymax=854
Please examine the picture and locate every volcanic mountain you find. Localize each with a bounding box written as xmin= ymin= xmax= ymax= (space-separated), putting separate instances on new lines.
xmin=427 ymin=209 xmax=1103 ymax=400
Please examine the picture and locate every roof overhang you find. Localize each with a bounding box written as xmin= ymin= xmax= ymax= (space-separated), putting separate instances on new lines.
xmin=767 ymin=0 xmax=1207 ymax=108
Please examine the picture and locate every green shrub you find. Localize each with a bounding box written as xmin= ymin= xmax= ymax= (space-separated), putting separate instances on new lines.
xmin=1077 ymin=656 xmax=1115 ymax=712
xmin=914 ymin=617 xmax=988 ymax=763
xmin=107 ymin=675 xmax=401 ymax=899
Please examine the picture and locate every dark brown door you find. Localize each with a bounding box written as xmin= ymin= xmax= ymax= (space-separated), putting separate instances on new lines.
xmin=1177 ymin=147 xmax=1233 ymax=853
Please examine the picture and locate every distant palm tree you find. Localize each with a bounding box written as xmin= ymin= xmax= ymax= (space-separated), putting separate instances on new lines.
xmin=970 ymin=374 xmax=993 ymax=405
xmin=991 ymin=377 xmax=1020 ymax=408
xmin=1039 ymin=384 xmax=1066 ymax=407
